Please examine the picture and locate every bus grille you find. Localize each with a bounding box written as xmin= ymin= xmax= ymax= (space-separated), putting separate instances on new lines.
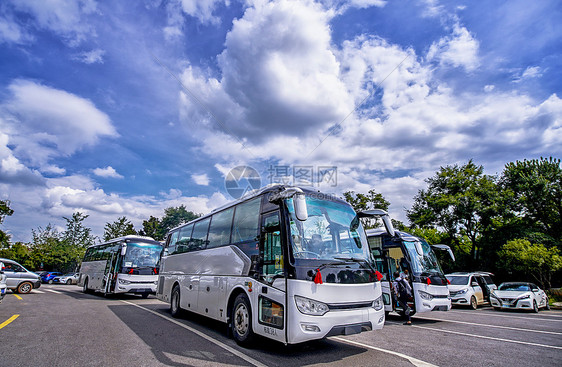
xmin=327 ymin=301 xmax=373 ymax=310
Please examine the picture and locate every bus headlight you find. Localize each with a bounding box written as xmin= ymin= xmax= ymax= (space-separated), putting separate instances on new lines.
xmin=372 ymin=295 xmax=384 ymax=311
xmin=418 ymin=290 xmax=434 ymax=301
xmin=118 ymin=279 xmax=131 ymax=285
xmin=295 ymin=296 xmax=329 ymax=316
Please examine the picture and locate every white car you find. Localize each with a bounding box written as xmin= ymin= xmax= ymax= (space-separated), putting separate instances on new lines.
xmin=446 ymin=272 xmax=497 ymax=309
xmin=1 ymin=261 xmax=7 ymax=303
xmin=490 ymin=282 xmax=550 ymax=313
xmin=53 ymin=273 xmax=79 ymax=285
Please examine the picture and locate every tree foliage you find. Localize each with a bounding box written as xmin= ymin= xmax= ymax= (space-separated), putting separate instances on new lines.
xmin=103 ymin=216 xmax=137 ymax=241
xmin=497 ymin=239 xmax=562 ymax=289
xmin=140 ymin=206 xmax=200 ymax=240
xmin=343 ymin=189 xmax=390 ymax=229
xmin=0 ymin=200 xmax=14 ymax=247
xmin=62 ymin=212 xmax=97 ymax=248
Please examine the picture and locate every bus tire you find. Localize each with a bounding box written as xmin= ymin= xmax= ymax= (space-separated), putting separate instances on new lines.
xmin=231 ymin=293 xmax=255 ymax=346
xmin=82 ymin=278 xmax=90 ymax=293
xmin=170 ymin=285 xmax=182 ymax=317
xmin=17 ymin=281 xmax=33 ymax=294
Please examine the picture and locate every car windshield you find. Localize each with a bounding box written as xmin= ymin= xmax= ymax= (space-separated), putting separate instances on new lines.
xmin=123 ymin=242 xmax=163 ymax=268
xmin=499 ymin=283 xmax=530 ymax=291
xmin=446 ymin=275 xmax=469 ymax=285
xmin=62 ymin=273 xmax=75 ymax=277
xmin=403 ymin=239 xmax=443 ymax=276
xmin=286 ymin=196 xmax=370 ymax=262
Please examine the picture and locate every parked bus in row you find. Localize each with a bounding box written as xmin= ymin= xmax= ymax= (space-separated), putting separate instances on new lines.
xmin=365 ymin=210 xmax=454 ymax=316
xmin=78 ymin=235 xmax=164 ymax=298
xmin=156 ymin=185 xmax=386 ymax=346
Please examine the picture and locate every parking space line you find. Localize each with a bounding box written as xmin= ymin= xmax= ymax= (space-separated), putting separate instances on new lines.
xmin=333 ymin=337 xmax=438 ymax=367
xmin=33 ymin=290 xmax=45 ymax=294
xmin=44 ymin=289 xmax=63 ymax=294
xmin=447 ymin=309 xmax=562 ymax=322
xmin=0 ymin=314 xmax=19 ymax=330
xmin=412 ymin=324 xmax=562 ymax=350
xmin=415 ymin=315 xmax=562 ymax=335
xmin=121 ymin=301 xmax=268 ymax=367
xmin=13 ymin=294 xmax=22 ymax=300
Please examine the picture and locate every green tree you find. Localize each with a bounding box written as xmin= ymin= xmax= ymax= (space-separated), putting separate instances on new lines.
xmin=140 ymin=206 xmax=200 ymax=241
xmin=103 ymin=216 xmax=137 ymax=241
xmin=29 ymin=224 xmax=85 ymax=272
xmin=343 ymin=189 xmax=390 ymax=229
xmin=139 ymin=216 xmax=163 ymax=240
xmin=62 ymin=212 xmax=97 ymax=247
xmin=0 ymin=200 xmax=14 ymax=247
xmin=497 ymin=239 xmax=562 ymax=289
xmin=501 ymin=157 xmax=562 ymax=245
xmin=407 ymin=160 xmax=502 ymax=267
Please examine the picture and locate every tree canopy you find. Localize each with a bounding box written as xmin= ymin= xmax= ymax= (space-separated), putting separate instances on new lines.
xmin=103 ymin=216 xmax=137 ymax=241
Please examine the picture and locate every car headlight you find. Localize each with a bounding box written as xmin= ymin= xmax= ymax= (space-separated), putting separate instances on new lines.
xmin=372 ymin=295 xmax=384 ymax=311
xmin=295 ymin=295 xmax=329 ymax=316
xmin=418 ymin=290 xmax=434 ymax=301
xmin=457 ymin=288 xmax=468 ymax=295
xmin=518 ymin=294 xmax=530 ymax=300
xmin=118 ymin=279 xmax=131 ymax=285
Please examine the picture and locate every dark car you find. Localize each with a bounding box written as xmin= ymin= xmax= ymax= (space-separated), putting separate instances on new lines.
xmin=41 ymin=272 xmax=63 ymax=284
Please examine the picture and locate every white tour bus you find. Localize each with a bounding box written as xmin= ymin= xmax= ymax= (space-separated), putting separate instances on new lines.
xmin=365 ymin=210 xmax=454 ymax=316
xmin=78 ymin=235 xmax=164 ymax=298
xmin=157 ymin=185 xmax=386 ymax=345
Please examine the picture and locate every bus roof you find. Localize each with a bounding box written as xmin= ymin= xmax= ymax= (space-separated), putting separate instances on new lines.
xmin=168 ymin=184 xmax=346 ymax=233
xmin=366 ymin=228 xmax=419 ymax=242
xmin=86 ymin=235 xmax=162 ymax=249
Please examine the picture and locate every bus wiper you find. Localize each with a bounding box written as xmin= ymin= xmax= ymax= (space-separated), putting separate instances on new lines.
xmin=333 ymin=257 xmax=384 ymax=280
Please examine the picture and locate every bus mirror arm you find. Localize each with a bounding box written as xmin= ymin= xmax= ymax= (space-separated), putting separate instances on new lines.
xmin=432 ymin=244 xmax=455 ymax=262
xmin=357 ymin=209 xmax=396 ymax=237
xmin=269 ymin=187 xmax=308 ymax=221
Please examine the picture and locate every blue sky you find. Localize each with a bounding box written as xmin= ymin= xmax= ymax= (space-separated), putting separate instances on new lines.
xmin=1 ymin=0 xmax=561 ymax=242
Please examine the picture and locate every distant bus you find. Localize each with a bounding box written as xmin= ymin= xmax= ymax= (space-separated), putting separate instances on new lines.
xmin=78 ymin=235 xmax=164 ymax=298
xmin=157 ymin=185 xmax=386 ymax=346
xmin=365 ymin=210 xmax=454 ymax=316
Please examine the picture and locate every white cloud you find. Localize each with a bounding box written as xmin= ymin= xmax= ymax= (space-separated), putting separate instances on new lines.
xmin=0 ymin=79 xmax=117 ymax=174
xmin=10 ymin=0 xmax=98 ymax=46
xmin=73 ymin=48 xmax=105 ymax=64
xmin=427 ymin=23 xmax=480 ymax=72
xmin=92 ymin=166 xmax=124 ymax=179
xmin=0 ymin=13 xmax=33 ymax=44
xmin=484 ymin=85 xmax=495 ymax=92
xmin=192 ymin=173 xmax=210 ymax=185
xmin=512 ymin=66 xmax=544 ymax=83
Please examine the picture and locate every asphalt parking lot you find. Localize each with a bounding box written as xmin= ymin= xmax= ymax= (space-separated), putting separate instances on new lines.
xmin=1 ymin=284 xmax=561 ymax=367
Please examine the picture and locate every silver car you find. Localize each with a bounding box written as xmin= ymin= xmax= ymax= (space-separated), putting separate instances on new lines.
xmin=490 ymin=282 xmax=550 ymax=312
xmin=0 ymin=258 xmax=42 ymax=294
xmin=53 ymin=273 xmax=79 ymax=285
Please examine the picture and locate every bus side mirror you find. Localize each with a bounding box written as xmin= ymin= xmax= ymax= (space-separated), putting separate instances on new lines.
xmin=294 ymin=193 xmax=308 ymax=221
xmin=121 ymin=244 xmax=127 ymax=256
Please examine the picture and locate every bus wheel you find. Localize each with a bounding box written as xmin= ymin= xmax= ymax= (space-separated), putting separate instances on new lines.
xmin=170 ymin=285 xmax=182 ymax=317
xmin=17 ymin=282 xmax=33 ymax=294
xmin=82 ymin=278 xmax=90 ymax=293
xmin=231 ymin=293 xmax=255 ymax=346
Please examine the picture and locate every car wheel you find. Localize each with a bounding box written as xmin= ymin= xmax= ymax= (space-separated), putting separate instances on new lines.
xmin=66 ymin=279 xmax=72 ymax=285
xmin=17 ymin=282 xmax=33 ymax=294
xmin=545 ymin=298 xmax=550 ymax=310
xmin=533 ymin=300 xmax=539 ymax=313
xmin=48 ymin=279 xmax=54 ymax=284
xmin=170 ymin=285 xmax=182 ymax=317
xmin=231 ymin=293 xmax=255 ymax=346
xmin=470 ymin=296 xmax=477 ymax=310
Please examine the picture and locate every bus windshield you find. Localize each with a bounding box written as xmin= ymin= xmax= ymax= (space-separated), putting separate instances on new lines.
xmin=122 ymin=242 xmax=163 ymax=268
xmin=287 ymin=196 xmax=370 ymax=262
xmin=403 ymin=239 xmax=443 ymax=276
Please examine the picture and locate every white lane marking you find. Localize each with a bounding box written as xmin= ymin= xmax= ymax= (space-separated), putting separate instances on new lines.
xmin=121 ymin=301 xmax=267 ymax=367
xmin=415 ymin=315 xmax=562 ymax=335
xmin=333 ymin=337 xmax=438 ymax=367
xmin=411 ymin=324 xmax=562 ymax=350
xmin=447 ymin=309 xmax=562 ymax=322
xmin=44 ymin=289 xmax=62 ymax=294
xmin=33 ymin=290 xmax=45 ymax=294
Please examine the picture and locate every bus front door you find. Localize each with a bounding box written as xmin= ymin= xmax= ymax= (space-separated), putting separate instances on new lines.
xmin=255 ymin=211 xmax=286 ymax=343
xmin=103 ymin=252 xmax=119 ymax=294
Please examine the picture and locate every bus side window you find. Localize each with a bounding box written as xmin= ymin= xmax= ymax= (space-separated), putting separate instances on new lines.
xmin=176 ymin=225 xmax=192 ymax=254
xmin=232 ymin=198 xmax=260 ymax=243
xmin=191 ymin=218 xmax=210 ymax=251
xmin=167 ymin=230 xmax=179 ymax=255
xmin=207 ymin=208 xmax=234 ymax=248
